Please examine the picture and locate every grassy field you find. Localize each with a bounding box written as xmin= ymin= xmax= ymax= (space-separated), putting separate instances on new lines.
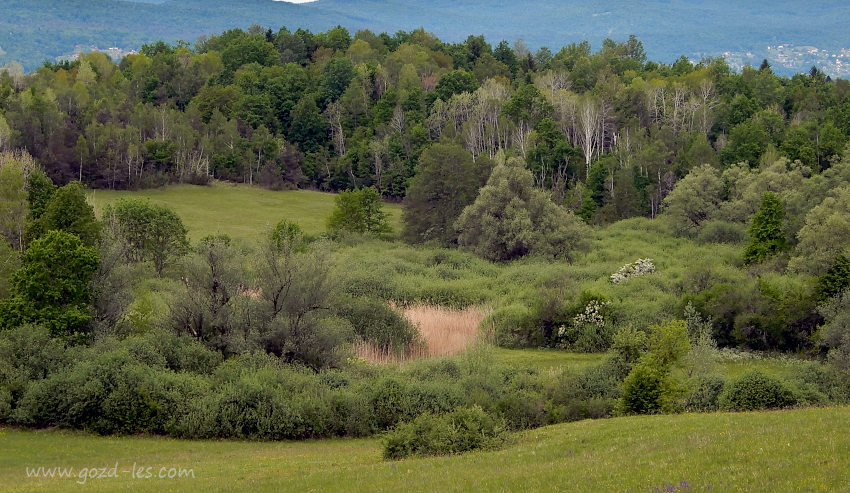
xmin=86 ymin=182 xmax=403 ymax=241
xmin=2 ymin=406 xmax=848 ymax=492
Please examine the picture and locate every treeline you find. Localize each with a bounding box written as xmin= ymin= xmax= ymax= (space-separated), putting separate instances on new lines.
xmin=0 ymin=26 xmax=848 ymax=219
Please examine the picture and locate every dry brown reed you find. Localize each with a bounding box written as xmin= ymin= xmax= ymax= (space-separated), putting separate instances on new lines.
xmin=354 ymin=304 xmax=489 ymax=363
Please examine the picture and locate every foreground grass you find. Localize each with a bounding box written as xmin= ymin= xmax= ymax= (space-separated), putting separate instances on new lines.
xmin=87 ymin=182 xmax=402 ymax=241
xmin=2 ymin=406 xmax=848 ymax=492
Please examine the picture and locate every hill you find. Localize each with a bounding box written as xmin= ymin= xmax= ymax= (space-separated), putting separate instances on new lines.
xmin=1 ymin=0 xmax=848 ymax=74
xmin=3 ymin=406 xmax=848 ymax=491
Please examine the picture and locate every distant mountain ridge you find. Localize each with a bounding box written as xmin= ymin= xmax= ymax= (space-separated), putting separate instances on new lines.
xmin=1 ymin=0 xmax=848 ymax=74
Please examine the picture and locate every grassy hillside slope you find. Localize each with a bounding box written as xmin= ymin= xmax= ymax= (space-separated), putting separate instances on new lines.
xmin=87 ymin=182 xmax=402 ymax=241
xmin=3 ymin=406 xmax=848 ymax=492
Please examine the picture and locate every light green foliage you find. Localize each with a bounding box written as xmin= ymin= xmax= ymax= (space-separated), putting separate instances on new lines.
xmin=611 ymin=325 xmax=648 ymax=367
xmin=104 ymin=198 xmax=189 ymax=276
xmin=455 ymin=159 xmax=590 ymax=262
xmin=327 ymin=187 xmax=392 ymax=238
xmin=618 ymin=320 xmax=690 ymax=414
xmin=0 ymin=160 xmax=27 ymax=252
xmin=743 ymin=191 xmax=786 ymax=264
xmin=817 ymin=291 xmax=850 ymax=373
xmin=662 ymin=164 xmax=723 ymax=235
xmin=34 ymin=182 xmax=100 ymax=247
xmin=682 ymin=303 xmax=719 ymax=378
xmin=0 ymin=239 xmax=19 ymax=299
xmin=0 ymin=230 xmax=99 ymax=336
xmin=790 ymin=186 xmax=850 ymax=275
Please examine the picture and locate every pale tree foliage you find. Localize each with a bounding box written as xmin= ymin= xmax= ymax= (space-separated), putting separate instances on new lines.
xmin=790 ymin=186 xmax=850 ymax=275
xmin=0 ymin=154 xmax=28 ymax=252
xmin=662 ymin=164 xmax=724 ymax=235
xmin=0 ymin=62 xmax=25 ymax=90
xmin=534 ymin=70 xmax=571 ymax=100
xmin=577 ymin=94 xmax=601 ymax=173
xmin=550 ymin=89 xmax=579 ymax=145
xmin=0 ymin=116 xmax=11 ymax=151
xmin=644 ymin=75 xmax=717 ymax=136
xmin=369 ymin=136 xmax=388 ymax=193
xmin=389 ymin=106 xmax=406 ymax=134
xmin=461 ymin=79 xmax=511 ymax=158
xmin=431 ymin=79 xmax=512 ymax=159
xmin=426 ymin=98 xmax=449 ymax=139
xmin=325 ymin=101 xmax=346 ymax=157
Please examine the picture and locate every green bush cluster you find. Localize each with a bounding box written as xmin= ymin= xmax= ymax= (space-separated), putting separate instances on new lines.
xmin=1 ymin=330 xmax=625 ymax=440
xmin=383 ymin=406 xmax=505 ymax=460
xmin=718 ymin=371 xmax=797 ymax=411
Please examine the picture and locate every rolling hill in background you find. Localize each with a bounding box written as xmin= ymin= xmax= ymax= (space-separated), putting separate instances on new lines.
xmin=0 ymin=0 xmax=848 ymax=74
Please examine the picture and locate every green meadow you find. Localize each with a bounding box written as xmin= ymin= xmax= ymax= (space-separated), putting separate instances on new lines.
xmin=87 ymin=182 xmax=403 ymax=241
xmin=3 ymin=406 xmax=848 ymax=492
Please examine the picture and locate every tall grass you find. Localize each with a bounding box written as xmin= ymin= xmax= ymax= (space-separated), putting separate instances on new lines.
xmin=355 ymin=304 xmax=488 ymax=363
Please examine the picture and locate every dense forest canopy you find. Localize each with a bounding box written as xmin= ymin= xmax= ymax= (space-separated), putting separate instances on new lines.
xmin=0 ymin=27 xmax=849 ymax=217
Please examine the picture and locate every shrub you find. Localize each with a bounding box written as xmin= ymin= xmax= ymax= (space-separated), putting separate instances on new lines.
xmin=327 ymin=187 xmax=392 ymax=238
xmin=0 ymin=387 xmax=10 ymax=420
xmin=610 ymin=258 xmax=655 ymax=284
xmin=486 ymin=304 xmax=538 ymax=348
xmin=619 ymin=361 xmax=665 ymax=414
xmin=557 ymin=298 xmax=613 ymax=352
xmin=335 ymin=295 xmax=420 ymax=352
xmin=0 ymin=325 xmax=71 ymax=402
xmin=383 ymin=406 xmax=504 ymax=460
xmin=718 ymin=371 xmax=796 ymax=411
xmin=697 ymin=220 xmax=747 ymax=244
xmin=618 ymin=320 xmax=690 ymax=415
xmin=684 ymin=375 xmax=725 ymax=412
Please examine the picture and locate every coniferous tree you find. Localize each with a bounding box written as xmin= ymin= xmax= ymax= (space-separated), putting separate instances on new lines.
xmin=743 ymin=191 xmax=787 ymax=264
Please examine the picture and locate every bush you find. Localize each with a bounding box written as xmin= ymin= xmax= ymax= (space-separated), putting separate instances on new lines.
xmin=383 ymin=406 xmax=504 ymax=460
xmin=13 ymin=350 xmax=183 ymax=434
xmin=335 ymin=295 xmax=420 ymax=352
xmin=718 ymin=371 xmax=797 ymax=411
xmin=618 ymin=320 xmax=690 ymax=415
xmin=684 ymin=375 xmax=726 ymax=412
xmin=619 ymin=361 xmax=665 ymax=414
xmin=697 ymin=220 xmax=747 ymax=244
xmin=0 ymin=325 xmax=71 ymax=402
xmin=486 ymin=304 xmax=538 ymax=348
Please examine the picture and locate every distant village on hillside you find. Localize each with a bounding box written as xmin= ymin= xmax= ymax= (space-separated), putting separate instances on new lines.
xmin=724 ymin=43 xmax=850 ymax=77
xmin=56 ymin=45 xmax=138 ymax=63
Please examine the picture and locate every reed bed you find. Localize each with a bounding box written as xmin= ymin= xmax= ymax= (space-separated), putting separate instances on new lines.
xmin=354 ymin=304 xmax=488 ymax=363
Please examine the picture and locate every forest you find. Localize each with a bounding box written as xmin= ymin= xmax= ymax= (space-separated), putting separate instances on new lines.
xmin=1 ymin=25 xmax=850 ymax=462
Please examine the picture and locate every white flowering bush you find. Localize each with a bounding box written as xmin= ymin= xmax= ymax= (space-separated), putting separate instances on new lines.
xmin=557 ymin=299 xmax=612 ymax=352
xmin=610 ymin=258 xmax=655 ymax=284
